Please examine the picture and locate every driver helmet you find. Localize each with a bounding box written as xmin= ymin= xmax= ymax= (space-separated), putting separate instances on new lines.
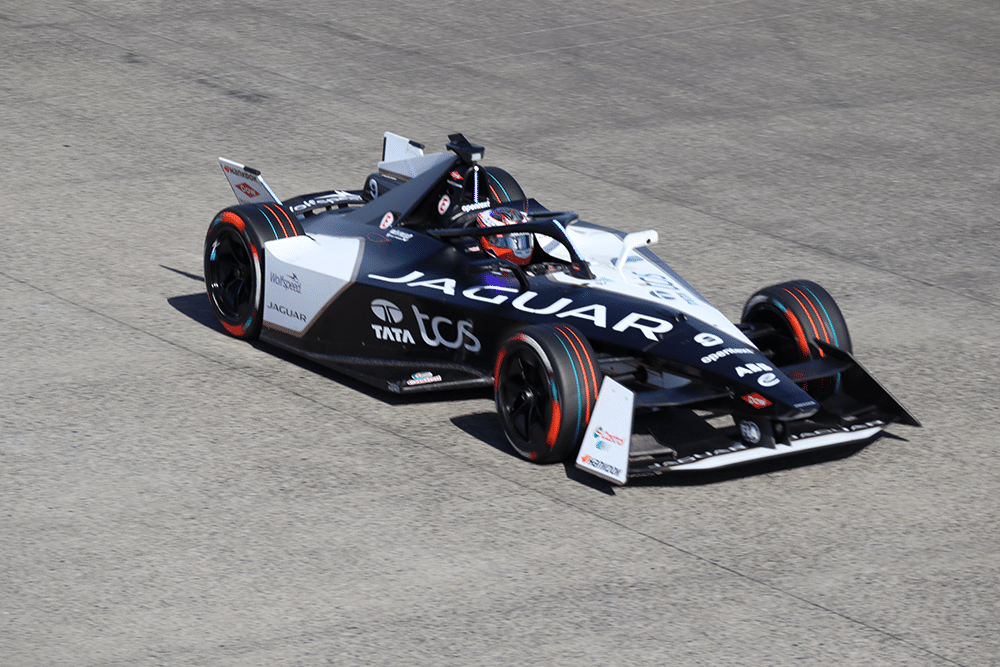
xmin=477 ymin=206 xmax=532 ymax=265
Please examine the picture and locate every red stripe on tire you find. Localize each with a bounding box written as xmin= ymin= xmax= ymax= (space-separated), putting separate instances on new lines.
xmin=556 ymin=325 xmax=596 ymax=423
xmin=220 ymin=211 xmax=245 ymax=231
xmin=790 ymin=284 xmax=831 ymax=346
xmin=780 ymin=287 xmax=823 ymax=356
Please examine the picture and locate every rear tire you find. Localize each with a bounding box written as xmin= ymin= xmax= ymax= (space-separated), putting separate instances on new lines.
xmin=204 ymin=204 xmax=303 ymax=340
xmin=494 ymin=325 xmax=602 ymax=463
xmin=741 ymin=280 xmax=851 ymax=397
xmin=482 ymin=166 xmax=525 ymax=205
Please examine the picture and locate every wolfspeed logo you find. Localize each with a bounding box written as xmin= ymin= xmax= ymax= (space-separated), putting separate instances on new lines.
xmin=579 ymin=454 xmax=623 ymax=478
xmin=270 ymin=272 xmax=301 ymax=293
xmin=267 ymin=302 xmax=306 ymax=322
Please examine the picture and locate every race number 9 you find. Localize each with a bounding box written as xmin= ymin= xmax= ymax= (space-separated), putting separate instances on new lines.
xmin=694 ymin=332 xmax=724 ymax=347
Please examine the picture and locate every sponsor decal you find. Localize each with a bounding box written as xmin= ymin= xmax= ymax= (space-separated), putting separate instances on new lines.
xmin=594 ymin=426 xmax=625 ymax=446
xmin=372 ymin=324 xmax=415 ymax=343
xmin=741 ymin=393 xmax=772 ymax=409
xmin=460 ymin=200 xmax=492 ymax=213
xmin=735 ymin=362 xmax=780 ymax=386
xmin=368 ymin=271 xmax=675 ymax=342
xmin=449 ymin=170 xmax=464 ymax=182
xmin=412 ymin=306 xmax=481 ymax=352
xmin=758 ymin=373 xmax=779 ymax=387
xmin=270 ymin=272 xmax=301 ymax=293
xmin=437 ymin=194 xmax=451 ymax=215
xmin=371 ymin=299 xmax=404 ymax=324
xmin=224 ymin=164 xmax=258 ymax=181
xmin=386 ymin=228 xmax=413 ymax=242
xmin=735 ymin=363 xmax=772 ymax=377
xmin=289 ymin=191 xmax=363 ymax=212
xmin=267 ymin=301 xmax=306 ymax=322
xmin=580 ymin=454 xmax=623 ymax=478
xmin=631 ymin=272 xmax=699 ymax=305
xmin=652 ymin=441 xmax=749 ymax=468
xmin=700 ymin=347 xmax=755 ymax=364
xmin=367 ymin=232 xmax=390 ymax=243
xmin=379 ymin=212 xmax=395 ymax=229
xmin=406 ymin=371 xmax=443 ymax=386
xmin=739 ymin=420 xmax=762 ymax=444
xmin=236 ymin=182 xmax=260 ymax=198
xmin=788 ymin=420 xmax=885 ymax=442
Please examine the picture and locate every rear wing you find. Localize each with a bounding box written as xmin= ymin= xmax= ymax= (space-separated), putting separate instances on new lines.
xmin=378 ymin=131 xmax=469 ymax=181
xmin=218 ymin=157 xmax=282 ymax=205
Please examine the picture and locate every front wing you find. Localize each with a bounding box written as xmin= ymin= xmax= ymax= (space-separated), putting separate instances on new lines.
xmin=576 ymin=344 xmax=919 ymax=484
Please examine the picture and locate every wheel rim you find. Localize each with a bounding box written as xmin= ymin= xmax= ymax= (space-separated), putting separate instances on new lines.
xmin=208 ymin=228 xmax=254 ymax=323
xmin=498 ymin=347 xmax=551 ymax=452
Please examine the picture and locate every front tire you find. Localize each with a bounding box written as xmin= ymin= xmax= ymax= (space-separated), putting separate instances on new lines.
xmin=494 ymin=325 xmax=602 ymax=463
xmin=741 ymin=280 xmax=851 ymax=398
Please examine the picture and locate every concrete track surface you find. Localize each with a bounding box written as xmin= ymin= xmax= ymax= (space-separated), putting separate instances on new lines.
xmin=3 ymin=1 xmax=998 ymax=665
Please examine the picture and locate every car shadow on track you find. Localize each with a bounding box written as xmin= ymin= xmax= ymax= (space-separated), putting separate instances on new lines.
xmin=167 ymin=290 xmax=220 ymax=331
xmin=167 ymin=289 xmax=495 ymax=407
xmin=450 ymin=412 xmax=620 ymax=495
xmin=451 ymin=410 xmax=907 ymax=491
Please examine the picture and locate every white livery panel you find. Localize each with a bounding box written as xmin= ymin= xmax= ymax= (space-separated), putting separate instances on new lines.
xmin=262 ymin=235 xmax=362 ymax=334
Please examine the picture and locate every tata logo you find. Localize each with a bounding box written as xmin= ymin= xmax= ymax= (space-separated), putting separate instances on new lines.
xmin=371 ymin=299 xmax=404 ymax=324
xmin=372 ymin=324 xmax=415 ymax=343
xmin=370 ymin=299 xmax=415 ymax=343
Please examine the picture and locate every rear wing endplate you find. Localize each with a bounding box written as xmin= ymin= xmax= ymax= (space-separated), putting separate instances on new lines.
xmin=219 ymin=157 xmax=282 ymax=205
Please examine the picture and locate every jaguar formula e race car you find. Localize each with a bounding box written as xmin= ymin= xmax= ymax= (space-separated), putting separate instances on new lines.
xmin=204 ymin=132 xmax=919 ymax=484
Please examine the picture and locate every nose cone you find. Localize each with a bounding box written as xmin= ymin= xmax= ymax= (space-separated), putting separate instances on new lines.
xmin=647 ymin=321 xmax=821 ymax=420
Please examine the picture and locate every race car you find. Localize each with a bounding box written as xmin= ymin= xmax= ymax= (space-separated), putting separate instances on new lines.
xmin=204 ymin=132 xmax=919 ymax=484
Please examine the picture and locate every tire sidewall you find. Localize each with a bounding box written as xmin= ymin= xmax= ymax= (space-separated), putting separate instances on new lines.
xmin=495 ymin=325 xmax=601 ymax=463
xmin=204 ymin=212 xmax=264 ymax=340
